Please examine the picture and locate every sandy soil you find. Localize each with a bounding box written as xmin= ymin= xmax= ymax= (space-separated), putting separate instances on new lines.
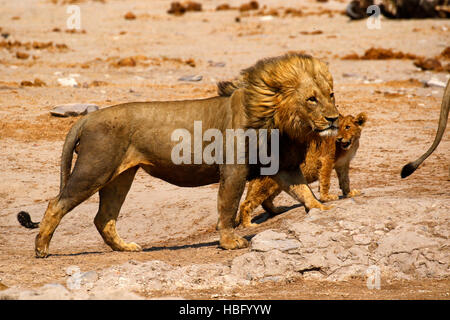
xmin=0 ymin=0 xmax=449 ymax=299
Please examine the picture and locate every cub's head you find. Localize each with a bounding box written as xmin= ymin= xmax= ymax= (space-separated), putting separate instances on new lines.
xmin=219 ymin=53 xmax=339 ymax=140
xmin=337 ymin=113 xmax=367 ymax=150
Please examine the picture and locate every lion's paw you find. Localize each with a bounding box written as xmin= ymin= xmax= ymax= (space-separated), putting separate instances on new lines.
xmin=220 ymin=230 xmax=249 ymax=250
xmin=122 ymin=242 xmax=142 ymax=252
xmin=320 ymin=194 xmax=339 ymax=202
xmin=241 ymin=221 xmax=258 ymax=228
xmin=347 ymin=189 xmax=361 ymax=198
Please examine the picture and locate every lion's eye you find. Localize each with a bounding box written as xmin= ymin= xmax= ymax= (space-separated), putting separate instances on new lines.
xmin=330 ymin=93 xmax=334 ymax=98
xmin=307 ymin=96 xmax=317 ymax=102
xmin=345 ymin=125 xmax=350 ymax=130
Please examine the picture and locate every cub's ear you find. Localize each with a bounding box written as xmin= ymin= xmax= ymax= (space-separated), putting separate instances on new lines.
xmin=355 ymin=112 xmax=367 ymax=126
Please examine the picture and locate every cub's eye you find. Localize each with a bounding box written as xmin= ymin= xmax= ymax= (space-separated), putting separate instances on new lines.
xmin=345 ymin=125 xmax=350 ymax=130
xmin=307 ymin=96 xmax=317 ymax=102
xmin=330 ymin=92 xmax=334 ymax=98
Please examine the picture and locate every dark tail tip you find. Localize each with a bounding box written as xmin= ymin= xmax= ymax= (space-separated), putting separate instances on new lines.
xmin=17 ymin=211 xmax=40 ymax=229
xmin=401 ymin=162 xmax=417 ymax=179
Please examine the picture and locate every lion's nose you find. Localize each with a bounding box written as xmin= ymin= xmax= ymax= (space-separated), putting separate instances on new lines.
xmin=325 ymin=116 xmax=338 ymax=124
xmin=337 ymin=137 xmax=343 ymax=142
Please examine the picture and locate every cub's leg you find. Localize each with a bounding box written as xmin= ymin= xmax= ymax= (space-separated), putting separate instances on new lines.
xmin=335 ymin=164 xmax=360 ymax=198
xmin=261 ymin=189 xmax=283 ymax=215
xmin=318 ymin=157 xmax=339 ymax=202
xmin=273 ymin=169 xmax=332 ymax=212
xmin=217 ymin=165 xmax=249 ymax=249
xmin=237 ymin=177 xmax=280 ymax=228
xmin=94 ymin=167 xmax=141 ymax=252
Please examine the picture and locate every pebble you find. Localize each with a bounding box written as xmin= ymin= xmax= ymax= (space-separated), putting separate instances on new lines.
xmin=178 ymin=75 xmax=203 ymax=82
xmin=50 ymin=103 xmax=99 ymax=117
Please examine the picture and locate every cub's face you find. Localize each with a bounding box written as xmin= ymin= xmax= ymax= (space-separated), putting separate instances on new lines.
xmin=337 ymin=113 xmax=367 ymax=150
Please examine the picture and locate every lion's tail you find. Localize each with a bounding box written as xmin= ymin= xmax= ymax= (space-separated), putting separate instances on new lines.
xmin=17 ymin=211 xmax=40 ymax=229
xmin=60 ymin=117 xmax=87 ymax=192
xmin=401 ymin=78 xmax=450 ymax=178
xmin=217 ymin=79 xmax=242 ymax=97
xmin=17 ymin=117 xmax=88 ymax=229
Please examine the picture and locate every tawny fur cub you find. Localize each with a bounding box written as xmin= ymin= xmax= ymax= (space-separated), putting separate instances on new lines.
xmin=237 ymin=112 xmax=367 ymax=227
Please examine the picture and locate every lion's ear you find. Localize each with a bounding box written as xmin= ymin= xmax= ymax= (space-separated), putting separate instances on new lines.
xmin=355 ymin=112 xmax=367 ymax=126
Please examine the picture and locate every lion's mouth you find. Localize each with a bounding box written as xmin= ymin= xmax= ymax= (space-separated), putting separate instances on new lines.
xmin=316 ymin=125 xmax=338 ymax=137
xmin=340 ymin=140 xmax=352 ymax=150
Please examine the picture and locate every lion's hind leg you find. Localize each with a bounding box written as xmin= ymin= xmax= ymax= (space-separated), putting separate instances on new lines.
xmin=261 ymin=188 xmax=283 ymax=215
xmin=94 ymin=166 xmax=141 ymax=252
xmin=35 ymin=174 xmax=105 ymax=258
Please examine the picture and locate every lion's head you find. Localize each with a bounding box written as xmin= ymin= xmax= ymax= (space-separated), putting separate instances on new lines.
xmin=218 ymin=53 xmax=339 ymax=141
xmin=337 ymin=112 xmax=367 ymax=150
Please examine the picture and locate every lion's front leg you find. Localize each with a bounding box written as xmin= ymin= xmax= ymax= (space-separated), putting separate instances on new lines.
xmin=318 ymin=157 xmax=338 ymax=202
xmin=273 ymin=169 xmax=332 ymax=212
xmin=217 ymin=164 xmax=249 ymax=249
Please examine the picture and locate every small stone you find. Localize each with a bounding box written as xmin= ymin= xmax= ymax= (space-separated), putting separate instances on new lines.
xmin=57 ymin=77 xmax=78 ymax=87
xmin=424 ymin=77 xmax=446 ymax=88
xmin=16 ymin=51 xmax=29 ymax=59
xmin=50 ymin=103 xmax=99 ymax=117
xmin=117 ymin=57 xmax=136 ymax=67
xmin=353 ymin=234 xmax=371 ymax=245
xmin=124 ymin=12 xmax=136 ymax=20
xmin=208 ymin=61 xmax=226 ymax=67
xmin=178 ymin=75 xmax=202 ymax=82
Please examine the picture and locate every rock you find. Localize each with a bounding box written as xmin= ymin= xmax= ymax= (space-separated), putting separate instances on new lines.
xmin=251 ymin=230 xmax=300 ymax=252
xmin=80 ymin=271 xmax=98 ymax=285
xmin=50 ymin=103 xmax=99 ymax=117
xmin=57 ymin=77 xmax=78 ymax=87
xmin=424 ymin=77 xmax=446 ymax=88
xmin=239 ymin=1 xmax=259 ymax=12
xmin=167 ymin=2 xmax=202 ymax=16
xmin=231 ymin=252 xmax=265 ymax=280
xmin=178 ymin=75 xmax=202 ymax=82
xmin=216 ymin=4 xmax=232 ymax=11
xmin=208 ymin=60 xmax=226 ymax=67
xmin=124 ymin=12 xmax=136 ymax=20
xmin=414 ymin=58 xmax=442 ymax=71
xmin=262 ymin=250 xmax=297 ymax=276
xmin=117 ymin=57 xmax=136 ymax=67
xmin=353 ymin=234 xmax=372 ymax=245
xmin=376 ymin=229 xmax=438 ymax=256
xmin=168 ymin=2 xmax=186 ymax=16
xmin=16 ymin=51 xmax=29 ymax=59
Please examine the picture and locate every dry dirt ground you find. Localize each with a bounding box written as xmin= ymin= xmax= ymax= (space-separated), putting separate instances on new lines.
xmin=0 ymin=0 xmax=449 ymax=300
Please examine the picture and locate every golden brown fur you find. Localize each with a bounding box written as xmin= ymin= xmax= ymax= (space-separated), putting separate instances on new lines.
xmin=219 ymin=53 xmax=337 ymax=139
xmin=19 ymin=53 xmax=339 ymax=257
xmin=237 ymin=113 xmax=367 ymax=227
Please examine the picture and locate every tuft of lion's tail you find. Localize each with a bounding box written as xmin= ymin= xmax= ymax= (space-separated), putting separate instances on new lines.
xmin=401 ymin=79 xmax=450 ymax=178
xmin=17 ymin=211 xmax=39 ymax=229
xmin=17 ymin=117 xmax=88 ymax=229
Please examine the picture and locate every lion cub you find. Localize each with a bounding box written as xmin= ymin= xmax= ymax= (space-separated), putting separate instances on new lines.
xmin=237 ymin=112 xmax=367 ymax=227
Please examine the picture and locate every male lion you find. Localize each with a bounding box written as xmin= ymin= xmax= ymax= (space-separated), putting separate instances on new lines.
xmin=18 ymin=53 xmax=339 ymax=258
xmin=236 ymin=112 xmax=367 ymax=228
